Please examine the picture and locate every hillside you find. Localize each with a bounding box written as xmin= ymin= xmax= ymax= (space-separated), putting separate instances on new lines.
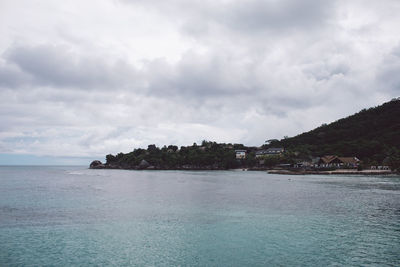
xmin=91 ymin=98 xmax=400 ymax=170
xmin=270 ymin=98 xmax=400 ymax=164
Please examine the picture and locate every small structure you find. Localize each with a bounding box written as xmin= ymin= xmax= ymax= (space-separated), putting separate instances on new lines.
xmin=235 ymin=150 xmax=247 ymax=159
xmin=316 ymin=155 xmax=360 ymax=168
xmin=338 ymin=157 xmax=360 ymax=168
xmin=255 ymin=147 xmax=284 ymax=158
xmin=294 ymin=161 xmax=313 ymax=168
xmin=377 ymin=165 xmax=390 ymax=170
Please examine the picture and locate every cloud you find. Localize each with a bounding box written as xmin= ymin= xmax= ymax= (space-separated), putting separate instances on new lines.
xmin=0 ymin=0 xmax=399 ymax=162
xmin=0 ymin=59 xmax=32 ymax=88
xmin=2 ymin=44 xmax=139 ymax=90
xmin=143 ymin=52 xmax=252 ymax=99
xmin=121 ymin=0 xmax=335 ymax=35
xmin=218 ymin=0 xmax=335 ymax=33
xmin=377 ymin=44 xmax=400 ymax=94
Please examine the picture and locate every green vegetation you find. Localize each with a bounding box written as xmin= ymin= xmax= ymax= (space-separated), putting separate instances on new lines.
xmin=267 ymin=98 xmax=400 ymax=168
xmin=98 ymin=99 xmax=400 ymax=171
xmin=105 ymin=141 xmax=251 ymax=170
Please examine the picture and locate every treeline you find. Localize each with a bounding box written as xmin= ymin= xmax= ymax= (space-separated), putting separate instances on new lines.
xmin=102 ymin=140 xmax=304 ymax=170
xmin=267 ymin=98 xmax=400 ymax=167
xmin=105 ymin=141 xmax=253 ymax=170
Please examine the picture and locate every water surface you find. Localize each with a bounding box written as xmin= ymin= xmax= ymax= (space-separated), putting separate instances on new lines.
xmin=1 ymin=166 xmax=399 ymax=266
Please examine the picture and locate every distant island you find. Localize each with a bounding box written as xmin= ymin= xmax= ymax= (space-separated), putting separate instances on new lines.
xmin=90 ymin=98 xmax=400 ymax=173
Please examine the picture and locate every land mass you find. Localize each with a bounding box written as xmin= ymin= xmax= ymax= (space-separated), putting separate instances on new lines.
xmin=90 ymin=98 xmax=400 ymax=173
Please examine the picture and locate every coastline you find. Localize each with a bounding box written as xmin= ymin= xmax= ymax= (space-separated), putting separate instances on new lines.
xmin=89 ymin=164 xmax=397 ymax=175
xmin=267 ymin=169 xmax=395 ymax=175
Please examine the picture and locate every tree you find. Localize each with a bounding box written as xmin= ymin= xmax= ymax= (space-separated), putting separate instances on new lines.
xmin=147 ymin=144 xmax=157 ymax=152
xmin=106 ymin=154 xmax=116 ymax=164
xmin=262 ymin=156 xmax=280 ymax=167
xmin=386 ymin=147 xmax=400 ymax=172
xmin=167 ymin=145 xmax=178 ymax=152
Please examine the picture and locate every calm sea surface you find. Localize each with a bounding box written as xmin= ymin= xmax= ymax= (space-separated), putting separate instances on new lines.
xmin=0 ymin=166 xmax=399 ymax=266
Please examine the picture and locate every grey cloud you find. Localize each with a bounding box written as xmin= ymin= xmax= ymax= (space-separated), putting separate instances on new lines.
xmin=122 ymin=0 xmax=335 ymax=36
xmin=144 ymin=54 xmax=247 ymax=99
xmin=139 ymin=47 xmax=358 ymax=117
xmin=303 ymin=61 xmax=350 ymax=81
xmin=219 ymin=0 xmax=335 ymax=33
xmin=1 ymin=43 xmax=253 ymax=104
xmin=376 ymin=44 xmax=400 ymax=95
xmin=3 ymin=44 xmax=138 ymax=89
xmin=0 ymin=61 xmax=33 ymax=88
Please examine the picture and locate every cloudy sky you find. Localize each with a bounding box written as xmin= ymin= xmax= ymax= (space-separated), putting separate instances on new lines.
xmin=0 ymin=0 xmax=399 ymax=164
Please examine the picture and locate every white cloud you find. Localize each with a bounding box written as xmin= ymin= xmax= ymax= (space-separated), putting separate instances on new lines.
xmin=0 ymin=0 xmax=399 ymax=159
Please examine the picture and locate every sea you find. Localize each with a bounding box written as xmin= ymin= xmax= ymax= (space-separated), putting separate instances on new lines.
xmin=0 ymin=166 xmax=399 ymax=266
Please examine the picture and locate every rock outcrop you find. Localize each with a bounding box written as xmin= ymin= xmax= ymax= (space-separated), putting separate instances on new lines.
xmin=90 ymin=160 xmax=106 ymax=169
xmin=138 ymin=159 xmax=150 ymax=169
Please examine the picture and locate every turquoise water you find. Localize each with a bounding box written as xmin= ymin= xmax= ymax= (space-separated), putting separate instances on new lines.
xmin=0 ymin=166 xmax=399 ymax=266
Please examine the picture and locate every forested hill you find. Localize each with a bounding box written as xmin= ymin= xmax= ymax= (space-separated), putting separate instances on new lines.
xmin=271 ymin=98 xmax=400 ymax=164
xmin=92 ymin=98 xmax=399 ymax=170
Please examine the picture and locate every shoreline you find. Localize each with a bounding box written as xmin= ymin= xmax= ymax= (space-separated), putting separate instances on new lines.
xmin=89 ymin=165 xmax=397 ymax=175
xmin=267 ymin=169 xmax=395 ymax=175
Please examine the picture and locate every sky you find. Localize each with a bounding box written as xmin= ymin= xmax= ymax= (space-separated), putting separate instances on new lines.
xmin=0 ymin=0 xmax=399 ymax=165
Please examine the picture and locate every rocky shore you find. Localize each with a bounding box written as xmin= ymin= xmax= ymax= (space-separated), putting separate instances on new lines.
xmin=89 ymin=160 xmax=228 ymax=170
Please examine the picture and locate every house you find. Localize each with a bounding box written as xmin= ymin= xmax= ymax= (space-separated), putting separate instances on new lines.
xmin=316 ymin=155 xmax=360 ymax=168
xmin=235 ymin=150 xmax=247 ymax=159
xmin=255 ymin=147 xmax=284 ymax=158
xmin=317 ymin=155 xmax=337 ymax=167
xmin=337 ymin=157 xmax=360 ymax=167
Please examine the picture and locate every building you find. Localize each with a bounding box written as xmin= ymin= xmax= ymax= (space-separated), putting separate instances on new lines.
xmin=316 ymin=155 xmax=360 ymax=168
xmin=255 ymin=147 xmax=285 ymax=158
xmin=337 ymin=157 xmax=360 ymax=167
xmin=294 ymin=161 xmax=313 ymax=168
xmin=235 ymin=150 xmax=247 ymax=159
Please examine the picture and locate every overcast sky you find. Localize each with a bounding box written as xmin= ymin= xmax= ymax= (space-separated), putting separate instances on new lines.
xmin=0 ymin=0 xmax=399 ymax=164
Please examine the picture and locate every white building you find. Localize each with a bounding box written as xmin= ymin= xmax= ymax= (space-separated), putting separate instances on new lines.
xmin=255 ymin=147 xmax=284 ymax=158
xmin=235 ymin=150 xmax=246 ymax=159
